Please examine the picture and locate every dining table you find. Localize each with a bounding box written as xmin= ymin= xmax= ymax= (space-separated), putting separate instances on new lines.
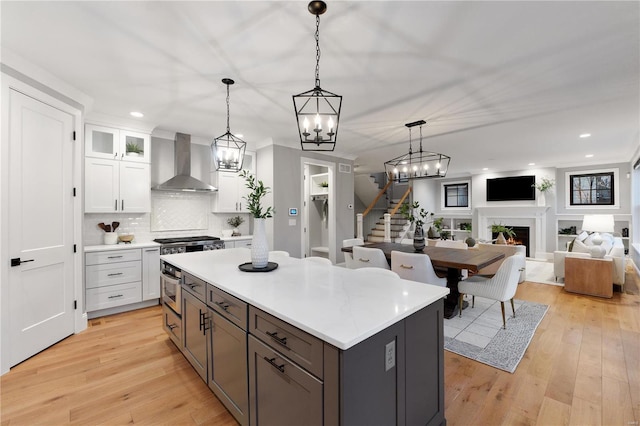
xmin=342 ymin=242 xmax=505 ymax=319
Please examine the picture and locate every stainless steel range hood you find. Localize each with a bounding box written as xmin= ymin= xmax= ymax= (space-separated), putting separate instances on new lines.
xmin=153 ymin=132 xmax=217 ymax=192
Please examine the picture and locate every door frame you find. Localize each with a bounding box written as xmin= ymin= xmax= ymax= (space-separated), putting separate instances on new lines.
xmin=300 ymin=157 xmax=336 ymax=263
xmin=1 ymin=73 xmax=86 ymax=374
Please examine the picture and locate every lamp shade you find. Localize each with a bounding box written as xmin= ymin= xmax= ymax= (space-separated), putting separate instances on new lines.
xmin=581 ymin=214 xmax=614 ymax=233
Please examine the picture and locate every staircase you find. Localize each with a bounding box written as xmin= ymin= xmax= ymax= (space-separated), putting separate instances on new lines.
xmin=366 ymin=200 xmax=410 ymax=242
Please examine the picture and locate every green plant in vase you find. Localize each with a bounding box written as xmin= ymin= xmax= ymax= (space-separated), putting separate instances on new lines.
xmin=490 ymin=223 xmax=515 ymax=244
xmin=240 ymin=170 xmax=274 ymax=268
xmin=227 ymin=215 xmax=244 ymax=236
xmin=399 ymin=201 xmax=432 ymax=251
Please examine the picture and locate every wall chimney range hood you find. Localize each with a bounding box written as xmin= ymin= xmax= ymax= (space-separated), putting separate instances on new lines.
xmin=152 ymin=132 xmax=217 ymax=192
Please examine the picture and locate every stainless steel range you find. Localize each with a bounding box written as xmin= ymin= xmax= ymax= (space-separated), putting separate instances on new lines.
xmin=154 ymin=235 xmax=225 ymax=255
xmin=157 ymin=236 xmax=224 ymax=315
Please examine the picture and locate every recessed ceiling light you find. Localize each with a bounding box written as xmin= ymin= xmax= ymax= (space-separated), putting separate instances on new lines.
xmin=130 ymin=111 xmax=144 ymax=118
xmin=579 ymin=133 xmax=591 ymax=138
xmin=585 ymin=154 xmax=594 ymax=158
xmin=528 ymin=163 xmax=535 ymax=166
xmin=235 ymin=134 xmax=243 ymax=138
xmin=482 ymin=167 xmax=489 ymax=171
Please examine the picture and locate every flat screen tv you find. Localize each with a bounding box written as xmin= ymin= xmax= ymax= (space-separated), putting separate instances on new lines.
xmin=486 ymin=175 xmax=535 ymax=201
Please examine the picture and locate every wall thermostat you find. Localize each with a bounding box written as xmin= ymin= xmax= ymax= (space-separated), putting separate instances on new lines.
xmin=288 ymin=208 xmax=298 ymax=216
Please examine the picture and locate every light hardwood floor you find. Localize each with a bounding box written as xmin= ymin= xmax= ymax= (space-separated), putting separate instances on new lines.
xmin=2 ymin=271 xmax=639 ymax=425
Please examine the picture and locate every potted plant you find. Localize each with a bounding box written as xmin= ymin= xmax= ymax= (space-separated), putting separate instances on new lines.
xmin=241 ymin=170 xmax=274 ymax=268
xmin=320 ymin=181 xmax=329 ymax=188
xmin=431 ymin=217 xmax=444 ymax=239
xmin=399 ymin=202 xmax=432 ymax=251
xmin=227 ymin=216 xmax=244 ymax=236
xmin=126 ymin=141 xmax=143 ymax=156
xmin=490 ymin=223 xmax=515 ymax=244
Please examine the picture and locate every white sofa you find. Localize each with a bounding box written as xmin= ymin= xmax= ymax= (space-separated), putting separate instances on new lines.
xmin=554 ymin=232 xmax=625 ymax=287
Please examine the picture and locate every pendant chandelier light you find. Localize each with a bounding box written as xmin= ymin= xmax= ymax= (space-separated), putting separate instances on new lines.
xmin=292 ymin=1 xmax=342 ymax=152
xmin=384 ymin=120 xmax=451 ymax=181
xmin=212 ymin=78 xmax=246 ymax=172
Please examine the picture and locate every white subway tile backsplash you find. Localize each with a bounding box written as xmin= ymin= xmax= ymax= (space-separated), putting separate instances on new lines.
xmin=83 ymin=193 xmax=252 ymax=245
xmin=151 ymin=192 xmax=208 ymax=231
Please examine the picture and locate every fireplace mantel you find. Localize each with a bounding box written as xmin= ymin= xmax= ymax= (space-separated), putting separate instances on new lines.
xmin=474 ymin=206 xmax=550 ymax=259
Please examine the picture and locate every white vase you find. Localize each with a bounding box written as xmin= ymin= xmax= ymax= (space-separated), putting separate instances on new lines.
xmin=537 ymin=192 xmax=546 ymax=206
xmin=251 ymin=218 xmax=269 ymax=268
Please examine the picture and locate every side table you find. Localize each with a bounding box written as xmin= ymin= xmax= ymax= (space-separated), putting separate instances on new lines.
xmin=564 ymin=256 xmax=613 ymax=298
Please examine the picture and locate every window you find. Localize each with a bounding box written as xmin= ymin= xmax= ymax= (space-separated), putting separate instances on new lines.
xmin=444 ymin=183 xmax=469 ymax=207
xmin=569 ymin=171 xmax=614 ymax=206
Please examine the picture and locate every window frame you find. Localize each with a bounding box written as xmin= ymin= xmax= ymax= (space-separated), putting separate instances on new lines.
xmin=441 ymin=180 xmax=471 ymax=211
xmin=564 ymin=168 xmax=619 ymax=209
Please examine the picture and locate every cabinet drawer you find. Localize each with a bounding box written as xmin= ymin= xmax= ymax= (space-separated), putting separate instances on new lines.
xmin=208 ymin=285 xmax=247 ymax=330
xmin=248 ymin=335 xmax=322 ymax=426
xmin=86 ymin=261 xmax=141 ymax=289
xmin=235 ymin=239 xmax=252 ymax=249
xmin=86 ymin=281 xmax=142 ymax=311
xmin=183 ymin=272 xmax=207 ymax=302
xmin=86 ymin=249 xmax=142 ymax=265
xmin=249 ymin=306 xmax=324 ymax=379
xmin=163 ymin=304 xmax=182 ymax=348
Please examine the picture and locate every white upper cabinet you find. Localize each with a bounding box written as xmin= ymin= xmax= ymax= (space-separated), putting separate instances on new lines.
xmin=85 ymin=123 xmax=150 ymax=163
xmin=211 ymin=150 xmax=255 ymax=213
xmin=84 ymin=123 xmax=151 ymax=213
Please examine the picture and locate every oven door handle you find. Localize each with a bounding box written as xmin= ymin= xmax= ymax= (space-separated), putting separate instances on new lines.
xmin=161 ymin=272 xmax=180 ymax=286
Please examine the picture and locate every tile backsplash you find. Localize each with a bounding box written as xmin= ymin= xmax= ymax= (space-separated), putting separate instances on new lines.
xmin=84 ymin=192 xmax=251 ymax=246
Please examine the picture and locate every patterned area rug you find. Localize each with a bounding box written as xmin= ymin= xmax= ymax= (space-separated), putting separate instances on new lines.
xmin=444 ymin=298 xmax=548 ymax=373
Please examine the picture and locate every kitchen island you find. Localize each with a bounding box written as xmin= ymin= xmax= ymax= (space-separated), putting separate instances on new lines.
xmin=162 ymin=248 xmax=449 ymax=426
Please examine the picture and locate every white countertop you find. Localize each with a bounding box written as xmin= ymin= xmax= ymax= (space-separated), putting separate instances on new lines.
xmin=161 ymin=248 xmax=449 ymax=350
xmin=85 ymin=241 xmax=160 ymax=252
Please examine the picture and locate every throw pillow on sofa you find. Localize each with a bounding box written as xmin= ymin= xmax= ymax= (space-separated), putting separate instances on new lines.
xmin=571 ymin=239 xmax=590 ymax=253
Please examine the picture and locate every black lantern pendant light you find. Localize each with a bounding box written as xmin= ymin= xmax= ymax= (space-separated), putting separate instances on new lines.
xmin=384 ymin=120 xmax=451 ymax=181
xmin=212 ymin=78 xmax=247 ymax=172
xmin=293 ymin=1 xmax=342 ymax=151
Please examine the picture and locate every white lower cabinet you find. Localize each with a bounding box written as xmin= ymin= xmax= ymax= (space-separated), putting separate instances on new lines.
xmin=224 ymin=238 xmax=252 ymax=249
xmin=85 ymin=246 xmax=160 ymax=316
xmin=142 ymin=247 xmax=160 ymax=300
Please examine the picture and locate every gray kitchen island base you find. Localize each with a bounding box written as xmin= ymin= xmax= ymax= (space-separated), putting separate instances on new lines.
xmin=248 ymin=300 xmax=445 ymax=426
xmin=161 ymin=249 xmax=448 ymax=426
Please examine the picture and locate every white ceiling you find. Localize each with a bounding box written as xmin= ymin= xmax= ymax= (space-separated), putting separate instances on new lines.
xmin=2 ymin=1 xmax=638 ymax=177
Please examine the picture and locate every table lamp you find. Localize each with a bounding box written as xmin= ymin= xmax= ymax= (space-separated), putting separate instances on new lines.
xmin=581 ymin=214 xmax=614 ymax=258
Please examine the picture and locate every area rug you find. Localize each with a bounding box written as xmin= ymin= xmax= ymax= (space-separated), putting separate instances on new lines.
xmin=444 ymin=298 xmax=548 ymax=373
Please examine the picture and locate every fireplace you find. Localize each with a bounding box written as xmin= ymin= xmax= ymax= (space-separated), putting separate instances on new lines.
xmin=476 ymin=206 xmax=549 ymax=259
xmin=492 ymin=226 xmax=530 ymax=257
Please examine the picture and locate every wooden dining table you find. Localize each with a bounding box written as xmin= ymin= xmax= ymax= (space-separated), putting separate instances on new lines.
xmin=342 ymin=242 xmax=505 ymax=319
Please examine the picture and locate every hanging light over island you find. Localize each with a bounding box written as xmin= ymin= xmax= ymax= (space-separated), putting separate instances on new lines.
xmin=293 ymin=1 xmax=342 ymax=152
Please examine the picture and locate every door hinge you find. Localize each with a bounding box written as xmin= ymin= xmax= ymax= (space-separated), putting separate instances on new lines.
xmin=73 ymin=187 xmax=76 ymax=197
xmin=72 ymin=131 xmax=76 ymax=141
xmin=73 ymin=244 xmax=77 ymax=253
xmin=74 ymin=300 xmax=77 ymax=310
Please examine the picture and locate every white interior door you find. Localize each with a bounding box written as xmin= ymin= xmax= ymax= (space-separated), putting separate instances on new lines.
xmin=8 ymin=89 xmax=75 ymax=367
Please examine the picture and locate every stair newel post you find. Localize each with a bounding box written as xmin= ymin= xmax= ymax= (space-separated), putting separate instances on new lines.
xmin=356 ymin=213 xmax=364 ymax=240
xmin=384 ymin=213 xmax=392 ymax=243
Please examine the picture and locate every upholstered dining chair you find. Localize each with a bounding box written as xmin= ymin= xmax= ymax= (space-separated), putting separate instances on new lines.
xmin=457 ymin=253 xmax=525 ymax=329
xmin=269 ymin=250 xmax=290 ymax=257
xmin=390 ymin=251 xmax=447 ymax=287
xmin=354 ymin=267 xmax=399 ymax=278
xmin=350 ymin=246 xmax=390 ymax=270
xmin=342 ymin=238 xmax=364 ymax=268
xmin=303 ymin=256 xmax=332 ymax=266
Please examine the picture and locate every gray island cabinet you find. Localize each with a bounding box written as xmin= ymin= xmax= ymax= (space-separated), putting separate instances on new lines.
xmin=162 ymin=249 xmax=449 ymax=426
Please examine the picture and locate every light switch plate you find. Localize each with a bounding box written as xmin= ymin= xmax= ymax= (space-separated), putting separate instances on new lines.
xmin=385 ymin=341 xmax=395 ymax=371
